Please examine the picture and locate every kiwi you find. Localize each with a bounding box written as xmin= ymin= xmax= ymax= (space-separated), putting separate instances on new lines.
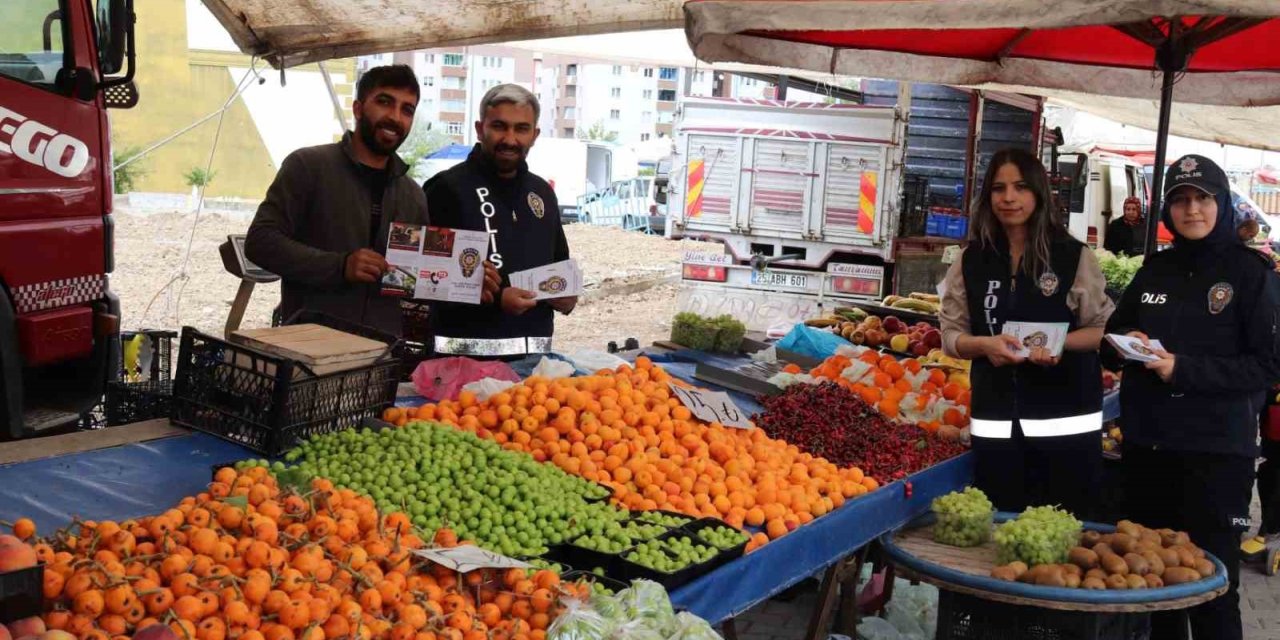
xmin=1111 ymin=533 xmax=1138 ymax=555
xmin=1116 ymin=520 xmax=1142 ymax=538
xmin=1092 ymin=543 xmax=1115 ymax=557
xmin=1106 ymin=574 xmax=1130 ymax=589
xmin=1081 ymin=530 xmax=1102 ymax=546
xmin=1194 ymin=558 xmax=1215 ymax=578
xmin=990 ymin=565 xmax=1019 ymax=581
xmin=1162 ymin=566 xmax=1202 ymax=585
xmin=1123 ymin=553 xmax=1151 ymax=576
xmin=1068 ymin=547 xmax=1099 ymax=570
xmin=1173 ymin=532 xmax=1191 ymax=547
xmin=1144 ymin=574 xmax=1165 ymax=589
xmin=1140 ymin=551 xmax=1166 ymax=576
xmin=1100 ymin=553 xmax=1129 ymax=576
xmin=1064 ymin=573 xmax=1081 ymax=589
xmin=1061 ymin=564 xmax=1082 ymax=578
xmin=1085 ymin=568 xmax=1108 ymax=582
xmin=1159 ymin=529 xmax=1179 ymax=547
xmin=1081 ymin=576 xmax=1107 ymax=590
xmin=1125 ymin=574 xmax=1148 ymax=589
xmin=1175 ymin=547 xmax=1198 ymax=569
xmin=1035 ymin=566 xmax=1067 ymax=587
xmin=1009 ymin=561 xmax=1029 ymax=578
xmin=1019 ymin=565 xmax=1046 ymax=584
xmin=1156 ymin=548 xmax=1181 ymax=568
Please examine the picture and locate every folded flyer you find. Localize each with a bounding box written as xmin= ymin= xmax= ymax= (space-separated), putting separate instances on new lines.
xmin=1001 ymin=321 xmax=1068 ymax=357
xmin=381 ymin=223 xmax=488 ymax=304
xmin=508 ymin=259 xmax=583 ymax=300
xmin=1105 ymin=334 xmax=1167 ymax=363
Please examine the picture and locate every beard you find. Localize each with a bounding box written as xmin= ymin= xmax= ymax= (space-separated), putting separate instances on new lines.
xmin=356 ymin=114 xmax=405 ymax=157
xmin=485 ymin=142 xmax=526 ymax=174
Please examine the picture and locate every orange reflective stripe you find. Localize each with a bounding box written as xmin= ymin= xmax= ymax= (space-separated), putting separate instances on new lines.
xmin=686 ymin=159 xmax=706 ymax=218
xmin=858 ymin=171 xmax=877 ymax=234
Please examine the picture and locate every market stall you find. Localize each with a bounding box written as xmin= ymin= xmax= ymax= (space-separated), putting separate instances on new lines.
xmin=0 ymin=339 xmax=973 ymax=640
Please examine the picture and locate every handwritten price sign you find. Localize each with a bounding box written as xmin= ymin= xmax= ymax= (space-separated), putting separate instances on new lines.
xmin=668 ymin=382 xmax=754 ymax=429
xmin=412 ymin=547 xmax=530 ymax=573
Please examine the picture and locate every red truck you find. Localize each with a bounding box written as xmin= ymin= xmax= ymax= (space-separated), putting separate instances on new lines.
xmin=1 ymin=0 xmax=137 ymax=439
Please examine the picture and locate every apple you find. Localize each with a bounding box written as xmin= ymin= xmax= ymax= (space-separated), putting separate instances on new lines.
xmin=882 ymin=316 xmax=905 ymax=334
xmin=923 ymin=329 xmax=942 ymax=350
xmin=911 ymin=341 xmax=930 ymax=357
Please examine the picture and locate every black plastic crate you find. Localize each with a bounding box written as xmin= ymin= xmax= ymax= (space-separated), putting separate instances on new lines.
xmin=400 ymin=301 xmax=431 ymax=344
xmin=613 ymin=526 xmax=723 ymax=591
xmin=935 ymin=589 xmax=1151 ymax=640
xmin=543 ymin=540 xmax=623 ymax=578
xmin=676 ymin=518 xmax=748 ymax=572
xmin=106 ymin=379 xmax=174 ymax=426
xmin=900 ymin=175 xmax=930 ymax=237
xmin=171 ymin=327 xmax=399 ymax=457
xmin=0 ymin=564 xmax=44 ymax=624
xmin=394 ymin=340 xmax=431 ymax=382
xmin=631 ymin=510 xmax=696 ymax=529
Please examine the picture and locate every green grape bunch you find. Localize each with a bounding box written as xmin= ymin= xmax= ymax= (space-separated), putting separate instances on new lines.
xmin=931 ymin=487 xmax=995 ymax=547
xmin=994 ymin=505 xmax=1082 ymax=566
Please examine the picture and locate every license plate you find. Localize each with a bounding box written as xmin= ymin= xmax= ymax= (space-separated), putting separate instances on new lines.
xmin=750 ymin=271 xmax=808 ymax=290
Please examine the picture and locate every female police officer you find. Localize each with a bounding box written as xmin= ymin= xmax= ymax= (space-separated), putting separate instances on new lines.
xmin=1105 ymin=154 xmax=1280 ymax=640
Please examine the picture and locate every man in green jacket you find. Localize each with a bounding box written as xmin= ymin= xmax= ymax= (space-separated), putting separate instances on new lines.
xmin=246 ymin=65 xmax=497 ymax=336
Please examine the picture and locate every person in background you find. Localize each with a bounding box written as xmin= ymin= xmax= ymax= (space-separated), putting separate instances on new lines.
xmin=245 ymin=65 xmax=495 ymax=336
xmin=424 ymin=84 xmax=574 ymax=360
xmin=1104 ymin=196 xmax=1145 ymax=257
xmin=1239 ymin=217 xmax=1261 ymax=245
xmin=940 ymin=147 xmax=1112 ymax=518
xmin=1104 ymin=154 xmax=1280 ymax=640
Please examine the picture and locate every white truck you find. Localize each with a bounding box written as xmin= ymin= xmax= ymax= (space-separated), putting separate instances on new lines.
xmin=667 ymin=95 xmax=909 ymax=331
xmin=525 ymin=138 xmax=638 ymax=218
xmin=1054 ymin=147 xmax=1150 ymax=248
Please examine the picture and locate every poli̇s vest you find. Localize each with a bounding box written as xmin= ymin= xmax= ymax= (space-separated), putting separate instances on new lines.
xmin=961 ymin=237 xmax=1103 ymax=438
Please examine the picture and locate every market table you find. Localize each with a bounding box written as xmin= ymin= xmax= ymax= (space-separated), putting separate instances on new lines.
xmin=880 ymin=514 xmax=1228 ymax=639
xmin=0 ymin=347 xmax=973 ymax=637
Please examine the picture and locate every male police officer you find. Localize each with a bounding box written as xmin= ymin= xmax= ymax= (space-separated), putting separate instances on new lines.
xmin=424 ymin=84 xmax=574 ymax=358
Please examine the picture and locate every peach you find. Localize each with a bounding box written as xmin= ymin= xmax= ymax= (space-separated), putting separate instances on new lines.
xmin=0 ymin=542 xmax=37 ymax=572
xmin=0 ymin=623 xmax=13 ymax=640
xmin=6 ymin=618 xmax=45 ymax=639
xmin=34 ymin=631 xmax=75 ymax=640
xmin=131 ymin=625 xmax=179 ymax=640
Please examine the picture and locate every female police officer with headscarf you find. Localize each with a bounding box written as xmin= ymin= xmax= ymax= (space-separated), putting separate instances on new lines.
xmin=1105 ymin=154 xmax=1280 ymax=640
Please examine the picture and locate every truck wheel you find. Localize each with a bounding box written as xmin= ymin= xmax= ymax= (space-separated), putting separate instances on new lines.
xmin=1268 ymin=547 xmax=1280 ymax=576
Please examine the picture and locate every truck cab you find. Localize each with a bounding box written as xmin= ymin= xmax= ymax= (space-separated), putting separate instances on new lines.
xmin=0 ymin=0 xmax=136 ymax=438
xmin=1056 ymin=148 xmax=1150 ymax=248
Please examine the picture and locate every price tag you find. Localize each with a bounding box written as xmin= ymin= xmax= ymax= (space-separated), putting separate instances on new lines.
xmin=668 ymin=382 xmax=754 ymax=429
xmin=411 ymin=546 xmax=530 ymax=573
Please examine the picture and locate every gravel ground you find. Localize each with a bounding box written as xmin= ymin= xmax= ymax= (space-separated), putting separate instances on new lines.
xmin=111 ymin=208 xmax=712 ymax=352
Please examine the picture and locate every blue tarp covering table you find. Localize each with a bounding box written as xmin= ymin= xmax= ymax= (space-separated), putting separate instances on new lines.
xmin=0 ymin=347 xmax=973 ymax=625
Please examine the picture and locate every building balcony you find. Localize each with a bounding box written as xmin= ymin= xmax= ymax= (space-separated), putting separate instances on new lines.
xmin=555 ymin=118 xmax=577 ymax=131
xmin=656 ymin=123 xmax=674 ymax=136
xmin=440 ymin=89 xmax=466 ymax=100
xmin=657 ymin=101 xmax=676 ymax=112
xmin=442 ymin=66 xmax=467 ymax=78
xmin=658 ymin=79 xmax=677 ymax=90
xmin=440 ymin=111 xmax=467 ymax=122
xmin=558 ymin=96 xmax=576 ymax=108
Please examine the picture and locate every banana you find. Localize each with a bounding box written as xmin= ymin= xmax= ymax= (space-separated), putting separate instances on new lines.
xmin=909 ymin=292 xmax=941 ymax=303
xmin=882 ymin=295 xmax=903 ymax=307
xmin=804 ymin=317 xmax=840 ymax=328
xmin=835 ymin=308 xmax=867 ymax=322
xmin=890 ymin=298 xmax=940 ymax=314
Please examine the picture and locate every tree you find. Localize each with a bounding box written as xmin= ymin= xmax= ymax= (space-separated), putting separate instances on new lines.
xmin=183 ymin=167 xmax=217 ymax=188
xmin=112 ymin=145 xmax=148 ymax=194
xmin=577 ymin=121 xmax=619 ymax=143
xmin=398 ymin=115 xmax=455 ymax=181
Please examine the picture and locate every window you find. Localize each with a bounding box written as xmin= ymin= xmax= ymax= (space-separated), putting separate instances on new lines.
xmin=441 ymin=76 xmax=464 ymax=90
xmin=640 ymin=133 xmax=651 ymax=142
xmin=659 ymin=67 xmax=678 ymax=80
xmin=1 ymin=0 xmax=66 ymax=88
xmin=694 ymin=71 xmax=706 ymax=82
xmin=642 ymin=89 xmax=653 ymax=100
xmin=658 ymin=89 xmax=677 ymax=101
xmin=641 ymin=111 xmax=652 ymax=121
xmin=422 ymin=76 xmax=435 ymax=87
xmin=441 ymin=99 xmax=466 ymax=112
xmin=565 ymin=85 xmax=576 ymax=98
xmin=481 ymin=56 xmax=505 ymax=68
xmin=446 ymin=122 xmax=464 ymax=135
xmin=563 ymin=128 xmax=575 ymax=137
xmin=610 ymin=87 xmax=621 ymax=98
xmin=421 ymin=54 xmax=435 ymax=64
xmin=563 ymin=107 xmax=576 ymax=119
xmin=565 ymin=64 xmax=578 ymax=76
xmin=643 ymin=68 xmax=654 ymax=78
xmin=611 ymin=65 xmax=622 ymax=75
xmin=443 ymin=53 xmax=464 ymax=66
xmin=610 ymin=109 xmax=621 ymax=120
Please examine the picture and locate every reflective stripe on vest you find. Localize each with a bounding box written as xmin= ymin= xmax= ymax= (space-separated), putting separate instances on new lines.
xmin=1020 ymin=411 xmax=1102 ymax=437
xmin=970 ymin=418 xmax=1013 ymax=439
xmin=970 ymin=411 xmax=1102 ymax=439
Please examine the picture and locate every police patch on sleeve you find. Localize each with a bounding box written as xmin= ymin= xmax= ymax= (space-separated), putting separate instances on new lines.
xmin=527 ymin=192 xmax=545 ymax=219
xmin=1038 ymin=271 xmax=1060 ymax=297
xmin=1208 ymin=282 xmax=1233 ymax=315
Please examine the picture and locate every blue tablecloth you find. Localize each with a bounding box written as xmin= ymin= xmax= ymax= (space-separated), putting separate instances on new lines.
xmin=0 ymin=429 xmax=971 ymax=624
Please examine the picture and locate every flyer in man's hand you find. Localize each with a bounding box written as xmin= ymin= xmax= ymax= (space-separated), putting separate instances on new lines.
xmin=381 ymin=223 xmax=488 ymax=304
xmin=508 ymin=259 xmax=583 ymax=300
xmin=1105 ymin=334 xmax=1167 ymax=363
xmin=1001 ymin=321 xmax=1068 ymax=358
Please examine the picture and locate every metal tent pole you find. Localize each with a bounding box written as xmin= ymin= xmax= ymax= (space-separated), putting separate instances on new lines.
xmin=1144 ymin=67 xmax=1176 ymax=257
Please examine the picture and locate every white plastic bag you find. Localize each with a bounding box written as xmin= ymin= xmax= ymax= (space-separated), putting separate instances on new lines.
xmin=619 ymin=580 xmax=676 ymax=636
xmin=547 ymin=598 xmax=610 ymax=640
xmin=567 ymin=350 xmax=628 ymax=373
xmin=460 ymin=377 xmax=518 ymax=402
xmin=666 ymin=612 xmax=723 ymax=640
xmin=750 ymin=346 xmax=778 ymax=363
xmin=531 ymin=356 xmax=576 ymax=379
xmin=855 ymin=617 xmax=904 ymax=640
